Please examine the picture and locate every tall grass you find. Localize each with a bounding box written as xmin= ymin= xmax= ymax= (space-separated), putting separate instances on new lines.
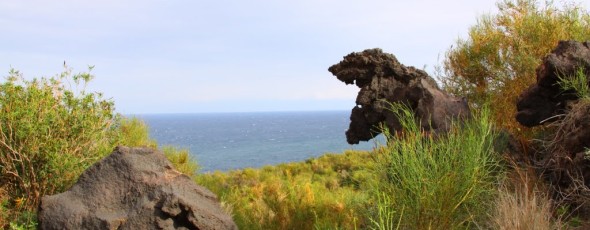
xmin=491 ymin=166 xmax=563 ymax=230
xmin=371 ymin=103 xmax=503 ymax=229
xmin=492 ymin=187 xmax=558 ymax=230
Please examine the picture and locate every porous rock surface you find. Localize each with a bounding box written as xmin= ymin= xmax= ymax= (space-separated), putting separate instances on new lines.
xmin=328 ymin=48 xmax=471 ymax=144
xmin=38 ymin=146 xmax=237 ymax=230
xmin=516 ymin=40 xmax=590 ymax=127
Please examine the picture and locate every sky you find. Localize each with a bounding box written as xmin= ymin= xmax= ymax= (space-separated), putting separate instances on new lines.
xmin=1 ymin=1 xmax=587 ymax=114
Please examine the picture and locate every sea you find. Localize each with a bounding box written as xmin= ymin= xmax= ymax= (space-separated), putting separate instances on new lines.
xmin=138 ymin=111 xmax=382 ymax=172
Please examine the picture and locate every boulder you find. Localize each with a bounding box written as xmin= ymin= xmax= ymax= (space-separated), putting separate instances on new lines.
xmin=515 ymin=40 xmax=590 ymax=127
xmin=328 ymin=48 xmax=470 ymax=144
xmin=38 ymin=146 xmax=237 ymax=230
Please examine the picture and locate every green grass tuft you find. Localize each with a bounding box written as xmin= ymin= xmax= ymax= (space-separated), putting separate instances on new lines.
xmin=370 ymin=103 xmax=503 ymax=229
xmin=557 ymin=67 xmax=590 ymax=100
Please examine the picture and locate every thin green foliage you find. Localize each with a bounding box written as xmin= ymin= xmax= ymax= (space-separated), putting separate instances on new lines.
xmin=557 ymin=67 xmax=590 ymax=99
xmin=370 ymin=193 xmax=402 ymax=230
xmin=371 ymin=103 xmax=503 ymax=229
xmin=0 ymin=67 xmax=117 ymax=224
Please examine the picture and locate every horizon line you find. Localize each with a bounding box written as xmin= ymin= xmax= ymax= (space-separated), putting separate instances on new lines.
xmin=124 ymin=109 xmax=352 ymax=116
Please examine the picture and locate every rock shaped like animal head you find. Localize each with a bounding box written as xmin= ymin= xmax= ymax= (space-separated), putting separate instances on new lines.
xmin=329 ymin=49 xmax=470 ymax=144
xmin=328 ymin=48 xmax=409 ymax=88
xmin=516 ymin=40 xmax=590 ymax=127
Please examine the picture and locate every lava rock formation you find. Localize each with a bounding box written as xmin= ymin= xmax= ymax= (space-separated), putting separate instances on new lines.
xmin=516 ymin=40 xmax=590 ymax=127
xmin=515 ymin=41 xmax=590 ymax=210
xmin=328 ymin=48 xmax=470 ymax=144
xmin=38 ymin=146 xmax=237 ymax=230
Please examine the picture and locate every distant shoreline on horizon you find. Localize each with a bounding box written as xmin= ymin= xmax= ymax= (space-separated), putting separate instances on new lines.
xmin=125 ymin=109 xmax=352 ymax=117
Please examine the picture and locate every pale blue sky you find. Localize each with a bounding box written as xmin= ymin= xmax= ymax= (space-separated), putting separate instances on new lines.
xmin=2 ymin=1 xmax=585 ymax=114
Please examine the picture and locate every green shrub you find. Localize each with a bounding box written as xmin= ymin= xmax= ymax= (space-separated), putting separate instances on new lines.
xmin=370 ymin=103 xmax=503 ymax=229
xmin=441 ymin=0 xmax=590 ymax=135
xmin=0 ymin=67 xmax=118 ymax=224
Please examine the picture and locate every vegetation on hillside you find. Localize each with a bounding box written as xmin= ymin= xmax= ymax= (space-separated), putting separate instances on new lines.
xmin=201 ymin=0 xmax=590 ymax=228
xmin=197 ymin=150 xmax=377 ymax=229
xmin=195 ymin=103 xmax=502 ymax=230
xmin=1 ymin=0 xmax=589 ymax=229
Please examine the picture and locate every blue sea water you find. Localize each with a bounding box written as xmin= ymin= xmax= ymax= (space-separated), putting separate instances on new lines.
xmin=138 ymin=111 xmax=381 ymax=172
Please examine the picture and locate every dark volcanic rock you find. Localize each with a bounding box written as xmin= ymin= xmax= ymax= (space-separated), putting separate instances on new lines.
xmin=516 ymin=40 xmax=590 ymax=127
xmin=38 ymin=146 xmax=237 ymax=230
xmin=515 ymin=40 xmax=590 ymax=214
xmin=328 ymin=48 xmax=471 ymax=144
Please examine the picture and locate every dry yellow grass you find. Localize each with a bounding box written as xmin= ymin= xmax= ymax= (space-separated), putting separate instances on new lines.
xmin=492 ymin=167 xmax=564 ymax=230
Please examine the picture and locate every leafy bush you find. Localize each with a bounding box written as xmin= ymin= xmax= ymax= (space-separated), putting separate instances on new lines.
xmin=0 ymin=67 xmax=118 ymax=224
xmin=370 ymin=103 xmax=503 ymax=229
xmin=441 ymin=0 xmax=590 ymax=134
